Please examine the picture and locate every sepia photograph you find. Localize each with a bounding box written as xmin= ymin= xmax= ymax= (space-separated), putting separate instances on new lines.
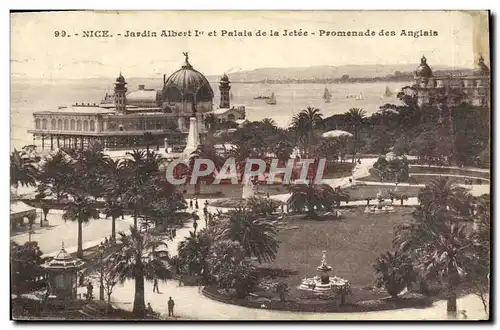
xmin=9 ymin=10 xmax=491 ymax=321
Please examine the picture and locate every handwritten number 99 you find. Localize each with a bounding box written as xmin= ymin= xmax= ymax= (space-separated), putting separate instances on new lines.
xmin=54 ymin=31 xmax=67 ymax=37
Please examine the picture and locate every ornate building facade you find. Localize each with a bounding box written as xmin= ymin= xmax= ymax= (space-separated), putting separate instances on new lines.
xmin=29 ymin=54 xmax=246 ymax=151
xmin=413 ymin=55 xmax=490 ymax=108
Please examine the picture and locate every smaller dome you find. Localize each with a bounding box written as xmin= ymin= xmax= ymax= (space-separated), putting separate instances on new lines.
xmin=220 ymin=73 xmax=230 ymax=82
xmin=116 ymin=72 xmax=126 ymax=83
xmin=474 ymin=56 xmax=490 ymax=76
xmin=415 ymin=56 xmax=432 ymax=78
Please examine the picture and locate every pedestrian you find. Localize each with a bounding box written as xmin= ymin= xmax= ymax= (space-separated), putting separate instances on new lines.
xmin=147 ymin=302 xmax=154 ymax=315
xmin=87 ymin=281 xmax=93 ymax=300
xmin=168 ymin=296 xmax=175 ymax=317
xmin=153 ymin=278 xmax=159 ymax=293
xmin=79 ymin=271 xmax=85 ymax=286
xmin=195 ymin=200 xmax=199 ymax=210
xmin=266 ymin=192 xmax=270 ymax=199
xmin=189 ymin=199 xmax=193 ymax=209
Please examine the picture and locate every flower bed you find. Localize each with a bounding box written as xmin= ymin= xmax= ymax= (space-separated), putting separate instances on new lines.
xmin=202 ymin=285 xmax=432 ymax=313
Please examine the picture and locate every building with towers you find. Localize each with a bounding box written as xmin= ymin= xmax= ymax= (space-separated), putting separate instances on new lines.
xmin=413 ymin=55 xmax=490 ymax=108
xmin=28 ymin=53 xmax=247 ymax=152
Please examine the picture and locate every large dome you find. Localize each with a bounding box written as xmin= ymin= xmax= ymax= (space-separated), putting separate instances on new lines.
xmin=162 ymin=54 xmax=214 ymax=103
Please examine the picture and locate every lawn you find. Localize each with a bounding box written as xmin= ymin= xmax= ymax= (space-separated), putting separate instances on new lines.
xmin=256 ymin=207 xmax=414 ymax=303
xmin=345 ymin=184 xmax=422 ymax=201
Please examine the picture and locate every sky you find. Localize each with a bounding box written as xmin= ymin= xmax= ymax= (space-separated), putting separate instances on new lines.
xmin=10 ymin=10 xmax=490 ymax=79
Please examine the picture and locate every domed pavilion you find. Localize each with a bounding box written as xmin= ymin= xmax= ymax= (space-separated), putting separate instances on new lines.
xmin=29 ymin=53 xmax=239 ymax=153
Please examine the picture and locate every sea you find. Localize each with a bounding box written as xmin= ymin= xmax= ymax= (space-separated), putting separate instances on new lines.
xmin=10 ymin=78 xmax=408 ymax=150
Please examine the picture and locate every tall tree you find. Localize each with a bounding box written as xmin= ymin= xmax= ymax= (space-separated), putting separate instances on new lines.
xmin=177 ymin=229 xmax=213 ymax=280
xmin=291 ymin=107 xmax=323 ymax=158
xmin=344 ymin=108 xmax=366 ymax=163
xmin=114 ymin=226 xmax=171 ymax=318
xmin=62 ymin=191 xmax=100 ymax=258
xmin=102 ymin=158 xmax=126 ymax=242
xmin=10 ymin=149 xmax=38 ymax=191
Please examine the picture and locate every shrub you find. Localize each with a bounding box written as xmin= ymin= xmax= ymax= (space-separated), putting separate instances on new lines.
xmin=275 ymin=282 xmax=290 ymax=302
xmin=373 ymin=251 xmax=416 ymax=298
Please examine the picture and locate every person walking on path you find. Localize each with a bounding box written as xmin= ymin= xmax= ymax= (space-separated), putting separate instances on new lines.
xmin=153 ymin=278 xmax=160 ymax=293
xmin=168 ymin=297 xmax=175 ymax=317
xmin=195 ymin=199 xmax=199 ymax=210
xmin=86 ymin=281 xmax=93 ymax=300
xmin=189 ymin=199 xmax=193 ymax=209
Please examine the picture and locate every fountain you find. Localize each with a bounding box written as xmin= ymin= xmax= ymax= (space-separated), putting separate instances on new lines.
xmin=298 ymin=250 xmax=349 ymax=293
xmin=364 ymin=189 xmax=396 ymax=214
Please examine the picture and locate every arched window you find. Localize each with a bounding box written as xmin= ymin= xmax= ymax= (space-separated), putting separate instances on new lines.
xmin=51 ymin=119 xmax=56 ymax=130
xmin=63 ymin=119 xmax=69 ymax=130
xmin=77 ymin=120 xmax=82 ymax=131
xmin=89 ymin=120 xmax=95 ymax=131
xmin=42 ymin=119 xmax=47 ymax=129
xmin=57 ymin=119 xmax=63 ymax=130
xmin=83 ymin=120 xmax=89 ymax=131
xmin=70 ymin=119 xmax=75 ymax=131
xmin=35 ymin=118 xmax=41 ymax=129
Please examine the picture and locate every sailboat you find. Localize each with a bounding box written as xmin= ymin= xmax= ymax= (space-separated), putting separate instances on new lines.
xmin=355 ymin=92 xmax=365 ymax=100
xmin=323 ymin=87 xmax=332 ymax=103
xmin=382 ymin=86 xmax=393 ymax=98
xmin=266 ymin=92 xmax=277 ymax=105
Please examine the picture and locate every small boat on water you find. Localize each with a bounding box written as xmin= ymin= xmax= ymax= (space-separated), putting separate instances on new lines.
xmin=254 ymin=95 xmax=271 ymax=100
xmin=266 ymin=92 xmax=277 ymax=105
xmin=100 ymin=91 xmax=114 ymax=105
xmin=355 ymin=92 xmax=365 ymax=100
xmin=381 ymin=86 xmax=393 ymax=98
xmin=323 ymin=87 xmax=332 ymax=103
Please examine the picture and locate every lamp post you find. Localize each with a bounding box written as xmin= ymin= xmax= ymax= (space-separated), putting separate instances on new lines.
xmin=98 ymin=244 xmax=105 ymax=301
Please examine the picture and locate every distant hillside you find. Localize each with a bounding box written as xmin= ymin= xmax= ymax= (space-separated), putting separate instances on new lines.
xmin=205 ymin=64 xmax=472 ymax=83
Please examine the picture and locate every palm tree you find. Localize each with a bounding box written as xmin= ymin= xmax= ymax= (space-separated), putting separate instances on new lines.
xmin=114 ymin=226 xmax=171 ymax=318
xmin=260 ymin=118 xmax=277 ymax=130
xmin=373 ymin=251 xmax=417 ymax=298
xmin=62 ymin=192 xmax=100 ymax=258
xmin=189 ymin=144 xmax=224 ymax=195
xmin=102 ymin=159 xmax=126 ymax=242
xmin=291 ymin=107 xmax=323 ymax=158
xmin=394 ymin=205 xmax=476 ymax=317
xmin=177 ymin=229 xmax=213 ymax=280
xmin=287 ymin=182 xmax=339 ymax=218
xmin=10 ymin=149 xmax=38 ymax=192
xmin=344 ymin=108 xmax=366 ymax=163
xmin=37 ymin=150 xmax=73 ymax=202
xmin=203 ymin=113 xmax=218 ymax=133
xmin=123 ymin=149 xmax=165 ymax=228
xmin=418 ymin=177 xmax=471 ymax=218
xmin=214 ymin=207 xmax=279 ymax=263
